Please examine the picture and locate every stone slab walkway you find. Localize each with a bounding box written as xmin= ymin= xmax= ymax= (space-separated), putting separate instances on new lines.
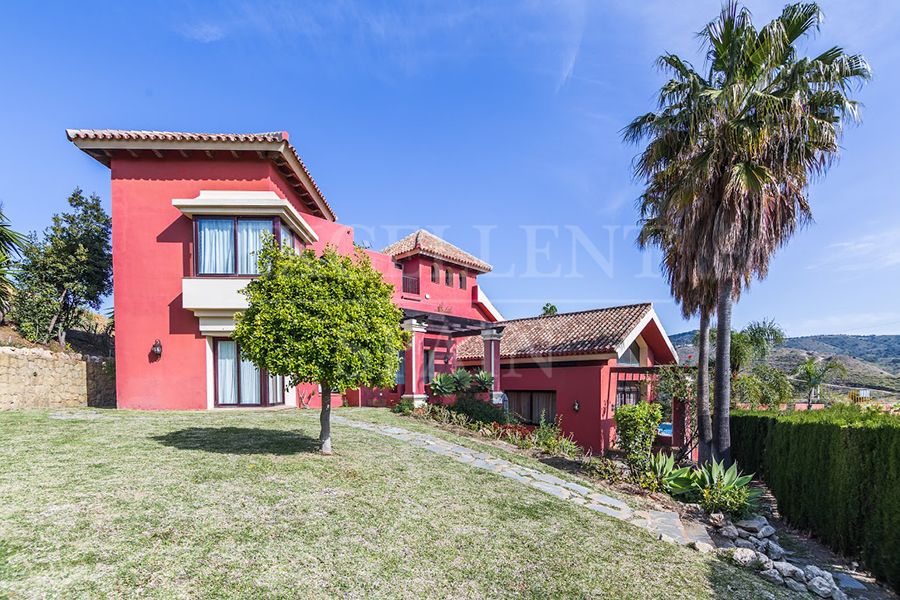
xmin=334 ymin=416 xmax=713 ymax=547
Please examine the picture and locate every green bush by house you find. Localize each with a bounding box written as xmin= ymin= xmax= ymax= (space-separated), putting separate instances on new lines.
xmin=731 ymin=406 xmax=900 ymax=592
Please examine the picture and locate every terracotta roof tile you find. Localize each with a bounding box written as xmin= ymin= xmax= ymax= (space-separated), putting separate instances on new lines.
xmin=65 ymin=129 xmax=334 ymax=220
xmin=456 ymin=303 xmax=653 ymax=360
xmin=382 ymin=229 xmax=492 ymax=273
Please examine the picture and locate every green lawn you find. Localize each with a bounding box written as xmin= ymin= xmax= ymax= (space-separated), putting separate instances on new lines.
xmin=0 ymin=408 xmax=790 ymax=599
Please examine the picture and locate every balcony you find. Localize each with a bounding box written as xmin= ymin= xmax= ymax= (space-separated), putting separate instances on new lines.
xmin=182 ymin=278 xmax=251 ymax=335
xmin=402 ymin=275 xmax=420 ymax=295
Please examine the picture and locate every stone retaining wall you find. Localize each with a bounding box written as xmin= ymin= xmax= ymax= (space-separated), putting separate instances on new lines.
xmin=0 ymin=346 xmax=115 ymax=410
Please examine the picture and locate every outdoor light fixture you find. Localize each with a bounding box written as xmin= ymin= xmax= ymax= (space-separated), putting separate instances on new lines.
xmin=151 ymin=339 xmax=162 ymax=357
xmin=572 ymin=399 xmax=580 ymax=413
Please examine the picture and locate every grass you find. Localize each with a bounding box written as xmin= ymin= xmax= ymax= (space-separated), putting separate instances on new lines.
xmin=0 ymin=407 xmax=792 ymax=599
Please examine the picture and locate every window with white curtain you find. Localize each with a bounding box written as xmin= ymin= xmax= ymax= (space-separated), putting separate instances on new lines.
xmin=197 ymin=219 xmax=235 ymax=275
xmin=197 ymin=217 xmax=293 ymax=276
xmin=215 ymin=340 xmax=285 ymax=406
xmin=280 ymin=221 xmax=294 ymax=250
xmin=216 ymin=340 xmax=238 ymax=405
xmin=237 ymin=219 xmax=271 ymax=275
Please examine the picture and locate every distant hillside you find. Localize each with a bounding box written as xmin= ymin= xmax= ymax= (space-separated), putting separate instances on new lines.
xmin=670 ymin=331 xmax=900 ymax=394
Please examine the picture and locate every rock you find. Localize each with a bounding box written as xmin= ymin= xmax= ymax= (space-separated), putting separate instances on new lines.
xmin=738 ymin=528 xmax=751 ymax=539
xmin=720 ymin=525 xmax=740 ymax=540
xmin=831 ymin=588 xmax=848 ymax=600
xmin=808 ymin=576 xmax=835 ymax=598
xmin=731 ymin=548 xmax=758 ymax=567
xmin=765 ymin=540 xmax=785 ymax=561
xmin=804 ymin=565 xmax=835 ymax=586
xmin=773 ymin=561 xmax=805 ymax=581
xmin=736 ymin=515 xmax=769 ymax=532
xmin=755 ymin=551 xmax=773 ymax=571
xmin=749 ymin=535 xmax=761 ymax=545
xmin=689 ymin=541 xmax=715 ymax=554
xmin=833 ymin=572 xmax=867 ymax=591
xmin=709 ymin=512 xmax=727 ymax=527
xmin=759 ymin=568 xmax=784 ymax=585
xmin=735 ymin=538 xmax=756 ymax=550
xmin=757 ymin=525 xmax=776 ymax=538
xmin=785 ymin=578 xmax=808 ymax=594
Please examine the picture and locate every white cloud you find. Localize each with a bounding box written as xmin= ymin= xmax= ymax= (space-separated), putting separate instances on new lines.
xmin=809 ymin=227 xmax=900 ymax=272
xmin=177 ymin=22 xmax=227 ymax=43
xmin=787 ymin=311 xmax=900 ymax=336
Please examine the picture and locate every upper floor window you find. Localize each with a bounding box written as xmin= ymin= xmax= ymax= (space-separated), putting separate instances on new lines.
xmin=445 ymin=269 xmax=453 ymax=286
xmin=459 ymin=272 xmax=467 ymax=289
xmin=431 ymin=264 xmax=439 ymax=283
xmin=197 ymin=216 xmax=296 ymax=276
xmin=620 ymin=340 xmax=641 ymax=366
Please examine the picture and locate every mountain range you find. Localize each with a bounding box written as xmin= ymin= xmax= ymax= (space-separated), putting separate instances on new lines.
xmin=669 ymin=332 xmax=900 ymax=395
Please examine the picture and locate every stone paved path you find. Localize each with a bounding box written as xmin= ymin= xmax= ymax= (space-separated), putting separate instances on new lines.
xmin=334 ymin=416 xmax=713 ymax=547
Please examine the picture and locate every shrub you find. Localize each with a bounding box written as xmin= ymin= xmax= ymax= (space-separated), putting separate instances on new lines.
xmin=451 ymin=395 xmax=509 ymax=425
xmin=582 ymin=456 xmax=624 ymax=484
xmin=731 ymin=406 xmax=900 ymax=592
xmin=533 ymin=415 xmax=580 ymax=458
xmin=471 ymin=370 xmax=494 ymax=393
xmin=687 ymin=459 xmax=760 ymax=517
xmin=614 ymin=402 xmax=663 ymax=476
xmin=391 ymin=397 xmax=415 ymax=416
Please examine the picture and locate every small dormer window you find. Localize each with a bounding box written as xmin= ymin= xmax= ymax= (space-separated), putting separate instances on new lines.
xmin=620 ymin=340 xmax=641 ymax=366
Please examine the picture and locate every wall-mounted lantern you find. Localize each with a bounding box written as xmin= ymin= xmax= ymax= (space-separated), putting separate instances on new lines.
xmin=572 ymin=399 xmax=580 ymax=413
xmin=151 ymin=339 xmax=163 ymax=357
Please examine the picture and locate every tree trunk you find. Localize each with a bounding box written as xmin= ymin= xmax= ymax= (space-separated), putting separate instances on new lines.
xmin=713 ymin=282 xmax=733 ymax=466
xmin=45 ymin=289 xmax=67 ymax=345
xmin=57 ymin=325 xmax=67 ymax=348
xmin=697 ymin=309 xmax=713 ymax=464
xmin=320 ymin=384 xmax=333 ymax=455
xmin=807 ymin=387 xmax=815 ymax=410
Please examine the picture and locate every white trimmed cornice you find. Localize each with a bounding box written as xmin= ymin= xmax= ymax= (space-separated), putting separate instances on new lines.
xmin=172 ymin=190 xmax=318 ymax=244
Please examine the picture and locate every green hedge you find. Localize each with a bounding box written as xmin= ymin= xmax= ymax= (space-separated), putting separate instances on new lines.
xmin=731 ymin=406 xmax=900 ymax=592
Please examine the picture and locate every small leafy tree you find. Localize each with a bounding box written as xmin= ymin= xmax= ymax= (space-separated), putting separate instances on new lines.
xmin=541 ymin=303 xmax=558 ymax=316
xmin=234 ymin=241 xmax=408 ymax=454
xmin=795 ymin=357 xmax=847 ymax=408
xmin=614 ymin=402 xmax=663 ymax=478
xmin=10 ymin=189 xmax=111 ymax=345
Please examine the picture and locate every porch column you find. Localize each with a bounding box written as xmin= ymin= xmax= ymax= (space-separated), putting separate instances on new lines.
xmin=401 ymin=319 xmax=428 ymax=408
xmin=481 ymin=328 xmax=504 ymax=405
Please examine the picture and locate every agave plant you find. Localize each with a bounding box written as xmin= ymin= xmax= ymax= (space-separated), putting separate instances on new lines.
xmin=428 ymin=372 xmax=455 ymax=397
xmin=471 ymin=370 xmax=494 ymax=393
xmin=649 ymin=452 xmax=694 ymax=494
xmin=449 ymin=368 xmax=472 ymax=393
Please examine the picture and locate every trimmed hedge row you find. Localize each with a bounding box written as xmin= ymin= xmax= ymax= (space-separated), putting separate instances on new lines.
xmin=731 ymin=406 xmax=900 ymax=592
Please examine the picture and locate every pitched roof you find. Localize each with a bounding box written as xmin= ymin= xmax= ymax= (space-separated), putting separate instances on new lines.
xmin=382 ymin=229 xmax=492 ymax=273
xmin=456 ymin=303 xmax=655 ymax=360
xmin=65 ymin=129 xmax=335 ymax=221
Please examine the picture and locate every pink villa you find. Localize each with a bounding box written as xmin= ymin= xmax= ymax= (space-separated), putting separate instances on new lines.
xmin=68 ymin=129 xmax=686 ymax=455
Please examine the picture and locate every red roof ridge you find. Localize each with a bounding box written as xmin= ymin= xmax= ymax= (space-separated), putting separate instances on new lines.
xmin=500 ymin=302 xmax=653 ymax=325
xmin=382 ymin=228 xmax=492 ymax=273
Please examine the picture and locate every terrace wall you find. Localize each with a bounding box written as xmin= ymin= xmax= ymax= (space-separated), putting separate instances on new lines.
xmin=0 ymin=346 xmax=115 ymax=410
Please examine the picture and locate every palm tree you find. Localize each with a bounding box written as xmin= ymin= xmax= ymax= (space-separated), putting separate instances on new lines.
xmin=626 ymin=2 xmax=869 ymax=464
xmin=795 ymin=357 xmax=847 ymax=408
xmin=638 ymin=209 xmax=717 ymax=463
xmin=0 ymin=205 xmax=26 ymax=322
xmin=710 ymin=318 xmax=785 ymax=377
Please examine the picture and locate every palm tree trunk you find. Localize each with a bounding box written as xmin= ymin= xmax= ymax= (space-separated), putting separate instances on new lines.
xmin=713 ymin=282 xmax=733 ymax=466
xmin=697 ymin=309 xmax=713 ymax=464
xmin=320 ymin=384 xmax=333 ymax=455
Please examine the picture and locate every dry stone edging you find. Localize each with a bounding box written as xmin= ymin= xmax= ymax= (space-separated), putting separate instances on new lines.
xmin=709 ymin=512 xmax=863 ymax=599
xmin=333 ymin=416 xmax=719 ymax=549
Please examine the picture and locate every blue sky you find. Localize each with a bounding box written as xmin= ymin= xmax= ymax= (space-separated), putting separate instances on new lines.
xmin=1 ymin=0 xmax=898 ymax=336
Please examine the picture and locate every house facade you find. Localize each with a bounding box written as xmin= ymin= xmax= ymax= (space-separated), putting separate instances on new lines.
xmin=68 ymin=129 xmax=684 ymax=454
